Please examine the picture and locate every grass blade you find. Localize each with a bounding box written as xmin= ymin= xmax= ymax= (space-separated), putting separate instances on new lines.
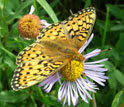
xmin=36 ymin=0 xmax=59 ymax=23
xmin=102 ymin=7 xmax=109 ymax=46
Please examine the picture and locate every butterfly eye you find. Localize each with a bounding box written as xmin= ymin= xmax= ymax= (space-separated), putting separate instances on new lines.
xmin=65 ymin=49 xmax=73 ymax=53
xmin=75 ymin=57 xmax=79 ymax=61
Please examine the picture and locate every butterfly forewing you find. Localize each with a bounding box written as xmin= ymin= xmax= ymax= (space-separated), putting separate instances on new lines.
xmin=37 ymin=7 xmax=96 ymax=49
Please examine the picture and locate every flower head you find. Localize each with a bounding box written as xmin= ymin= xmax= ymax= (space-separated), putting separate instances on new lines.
xmin=18 ymin=5 xmax=51 ymax=39
xmin=18 ymin=14 xmax=42 ymax=39
xmin=39 ymin=33 xmax=108 ymax=106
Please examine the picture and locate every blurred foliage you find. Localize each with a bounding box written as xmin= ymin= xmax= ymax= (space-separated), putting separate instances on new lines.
xmin=0 ymin=0 xmax=124 ymax=107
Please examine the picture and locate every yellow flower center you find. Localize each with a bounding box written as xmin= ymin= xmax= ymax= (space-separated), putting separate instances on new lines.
xmin=61 ymin=60 xmax=83 ymax=81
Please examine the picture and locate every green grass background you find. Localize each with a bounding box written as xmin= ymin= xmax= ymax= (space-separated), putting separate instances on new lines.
xmin=0 ymin=0 xmax=124 ymax=107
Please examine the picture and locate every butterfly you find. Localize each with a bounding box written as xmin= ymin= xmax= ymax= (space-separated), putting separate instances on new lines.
xmin=11 ymin=7 xmax=96 ymax=91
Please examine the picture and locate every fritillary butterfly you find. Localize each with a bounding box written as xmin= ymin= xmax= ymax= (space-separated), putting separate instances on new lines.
xmin=11 ymin=7 xmax=96 ymax=90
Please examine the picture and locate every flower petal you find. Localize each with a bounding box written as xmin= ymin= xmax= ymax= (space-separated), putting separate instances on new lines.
xmin=29 ymin=5 xmax=35 ymax=14
xmin=41 ymin=20 xmax=51 ymax=29
xmin=85 ymin=58 xmax=108 ymax=64
xmin=38 ymin=72 xmax=61 ymax=93
xmin=84 ymin=49 xmax=101 ymax=60
xmin=85 ymin=71 xmax=108 ymax=86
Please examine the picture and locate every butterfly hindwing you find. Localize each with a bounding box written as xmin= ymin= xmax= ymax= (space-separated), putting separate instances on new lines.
xmin=11 ymin=42 xmax=70 ymax=90
xmin=11 ymin=58 xmax=66 ymax=90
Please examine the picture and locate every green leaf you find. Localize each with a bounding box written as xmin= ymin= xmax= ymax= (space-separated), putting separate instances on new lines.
xmin=0 ymin=91 xmax=28 ymax=103
xmin=84 ymin=0 xmax=91 ymax=8
xmin=108 ymin=72 xmax=117 ymax=89
xmin=106 ymin=4 xmax=124 ymax=19
xmin=0 ymin=46 xmax=16 ymax=59
xmin=50 ymin=0 xmax=60 ymax=8
xmin=115 ymin=33 xmax=124 ymax=53
xmin=110 ymin=25 xmax=124 ymax=31
xmin=114 ymin=69 xmax=124 ymax=86
xmin=96 ymin=89 xmax=115 ymax=107
xmin=37 ymin=88 xmax=61 ymax=106
xmin=102 ymin=6 xmax=109 ymax=46
xmin=7 ymin=0 xmax=33 ymax=24
xmin=30 ymin=95 xmax=38 ymax=107
xmin=102 ymin=61 xmax=117 ymax=89
xmin=36 ymin=0 xmax=59 ymax=23
xmin=4 ymin=56 xmax=16 ymax=70
xmin=111 ymin=90 xmax=124 ymax=107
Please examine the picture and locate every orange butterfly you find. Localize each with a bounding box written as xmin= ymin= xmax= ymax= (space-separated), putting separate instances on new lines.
xmin=11 ymin=7 xmax=96 ymax=91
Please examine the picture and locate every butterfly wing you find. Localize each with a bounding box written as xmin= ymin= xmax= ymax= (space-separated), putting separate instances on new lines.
xmin=11 ymin=42 xmax=71 ymax=91
xmin=37 ymin=7 xmax=96 ymax=49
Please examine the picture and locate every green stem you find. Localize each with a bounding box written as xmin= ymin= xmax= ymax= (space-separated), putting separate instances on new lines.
xmin=38 ymin=87 xmax=43 ymax=97
xmin=92 ymin=93 xmax=97 ymax=107
xmin=30 ymin=95 xmax=38 ymax=107
xmin=0 ymin=45 xmax=16 ymax=59
xmin=102 ymin=7 xmax=109 ymax=46
xmin=36 ymin=0 xmax=59 ymax=23
xmin=33 ymin=0 xmax=39 ymax=15
xmin=1 ymin=0 xmax=9 ymax=45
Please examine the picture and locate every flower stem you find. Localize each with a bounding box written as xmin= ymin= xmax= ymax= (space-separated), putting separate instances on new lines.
xmin=30 ymin=95 xmax=38 ymax=107
xmin=38 ymin=87 xmax=43 ymax=97
xmin=33 ymin=0 xmax=39 ymax=15
xmin=92 ymin=93 xmax=97 ymax=107
xmin=0 ymin=44 xmax=16 ymax=59
xmin=102 ymin=7 xmax=109 ymax=46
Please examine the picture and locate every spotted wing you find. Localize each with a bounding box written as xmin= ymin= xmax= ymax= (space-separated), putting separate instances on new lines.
xmin=11 ymin=42 xmax=70 ymax=91
xmin=37 ymin=7 xmax=96 ymax=49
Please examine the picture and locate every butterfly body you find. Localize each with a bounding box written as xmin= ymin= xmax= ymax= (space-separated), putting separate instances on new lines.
xmin=39 ymin=39 xmax=84 ymax=63
xmin=11 ymin=7 xmax=96 ymax=91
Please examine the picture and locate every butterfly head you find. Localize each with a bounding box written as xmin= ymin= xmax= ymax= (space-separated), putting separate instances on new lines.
xmin=73 ymin=52 xmax=85 ymax=62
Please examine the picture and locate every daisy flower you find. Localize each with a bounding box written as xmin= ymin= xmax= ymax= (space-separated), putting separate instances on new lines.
xmin=38 ymin=33 xmax=108 ymax=106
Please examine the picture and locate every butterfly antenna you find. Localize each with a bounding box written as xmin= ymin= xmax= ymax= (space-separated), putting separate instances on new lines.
xmin=86 ymin=48 xmax=112 ymax=56
xmin=69 ymin=9 xmax=73 ymax=15
xmin=101 ymin=48 xmax=112 ymax=53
